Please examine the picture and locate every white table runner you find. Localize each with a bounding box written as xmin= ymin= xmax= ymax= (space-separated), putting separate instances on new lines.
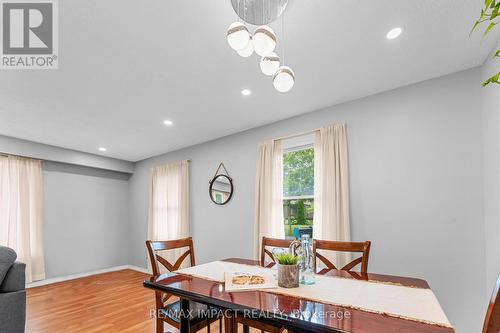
xmin=175 ymin=261 xmax=452 ymax=328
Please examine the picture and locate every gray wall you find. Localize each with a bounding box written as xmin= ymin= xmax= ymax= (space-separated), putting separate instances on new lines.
xmin=43 ymin=161 xmax=130 ymax=278
xmin=128 ymin=68 xmax=485 ymax=332
xmin=0 ymin=135 xmax=134 ymax=279
xmin=0 ymin=134 xmax=134 ymax=173
xmin=482 ymin=40 xmax=500 ymax=299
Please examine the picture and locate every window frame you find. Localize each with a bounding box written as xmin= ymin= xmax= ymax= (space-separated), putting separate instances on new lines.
xmin=282 ymin=139 xmax=314 ymax=201
xmin=282 ymin=135 xmax=315 ymax=239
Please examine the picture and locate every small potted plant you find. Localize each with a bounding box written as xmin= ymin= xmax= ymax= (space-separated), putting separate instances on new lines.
xmin=275 ymin=253 xmax=299 ymax=288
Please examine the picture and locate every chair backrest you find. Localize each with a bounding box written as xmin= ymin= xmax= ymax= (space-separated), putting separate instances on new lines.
xmin=483 ymin=274 xmax=500 ymax=333
xmin=146 ymin=237 xmax=195 ymax=276
xmin=260 ymin=237 xmax=293 ymax=268
xmin=313 ymin=240 xmax=371 ymax=274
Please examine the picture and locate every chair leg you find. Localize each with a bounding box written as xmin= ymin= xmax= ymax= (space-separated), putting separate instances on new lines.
xmin=156 ymin=317 xmax=163 ymax=333
xmin=206 ymin=307 xmax=211 ymax=333
xmin=180 ymin=298 xmax=191 ymax=333
xmin=224 ymin=316 xmax=236 ymax=333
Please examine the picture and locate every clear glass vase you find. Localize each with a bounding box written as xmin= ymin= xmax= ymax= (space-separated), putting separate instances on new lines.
xmin=299 ymin=235 xmax=315 ymax=285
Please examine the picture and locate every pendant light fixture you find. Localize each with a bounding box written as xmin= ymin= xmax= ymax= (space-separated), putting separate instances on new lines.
xmin=272 ymin=8 xmax=295 ymax=92
xmin=237 ymin=36 xmax=254 ymax=57
xmin=260 ymin=52 xmax=280 ymax=76
xmin=273 ymin=66 xmax=295 ymax=92
xmin=226 ymin=0 xmax=295 ymax=93
xmin=227 ymin=22 xmax=250 ymax=51
xmin=253 ymin=26 xmax=276 ymax=56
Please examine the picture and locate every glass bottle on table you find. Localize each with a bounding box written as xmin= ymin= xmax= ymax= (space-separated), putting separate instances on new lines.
xmin=300 ymin=234 xmax=315 ymax=285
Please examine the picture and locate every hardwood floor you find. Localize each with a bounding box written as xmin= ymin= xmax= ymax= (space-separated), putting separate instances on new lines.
xmin=27 ymin=269 xmax=157 ymax=333
xmin=26 ymin=269 xmax=259 ymax=333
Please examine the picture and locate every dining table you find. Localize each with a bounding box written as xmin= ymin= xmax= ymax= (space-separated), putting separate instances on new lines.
xmin=143 ymin=258 xmax=454 ymax=333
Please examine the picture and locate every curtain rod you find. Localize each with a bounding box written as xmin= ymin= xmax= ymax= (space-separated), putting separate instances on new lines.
xmin=273 ymin=123 xmax=347 ymax=142
xmin=0 ymin=152 xmax=42 ymax=161
xmin=273 ymin=127 xmax=320 ymax=142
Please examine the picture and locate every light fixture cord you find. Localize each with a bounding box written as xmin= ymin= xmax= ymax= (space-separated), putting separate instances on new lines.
xmin=268 ymin=0 xmax=271 ymax=24
xmin=282 ymin=7 xmax=285 ymax=64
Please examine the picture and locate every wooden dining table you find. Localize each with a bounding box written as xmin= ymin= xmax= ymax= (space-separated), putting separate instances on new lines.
xmin=143 ymin=258 xmax=454 ymax=333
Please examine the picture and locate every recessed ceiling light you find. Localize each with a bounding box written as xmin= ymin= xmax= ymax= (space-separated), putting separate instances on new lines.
xmin=98 ymin=147 xmax=107 ymax=152
xmin=241 ymin=89 xmax=251 ymax=96
xmin=386 ymin=27 xmax=403 ymax=40
xmin=163 ymin=120 xmax=173 ymax=126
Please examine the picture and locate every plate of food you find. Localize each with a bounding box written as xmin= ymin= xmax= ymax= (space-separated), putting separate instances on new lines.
xmin=224 ymin=271 xmax=277 ymax=292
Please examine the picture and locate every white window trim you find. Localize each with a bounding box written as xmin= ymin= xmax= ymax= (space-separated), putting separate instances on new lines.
xmin=283 ymin=195 xmax=314 ymax=200
xmin=282 ymin=132 xmax=314 ymax=152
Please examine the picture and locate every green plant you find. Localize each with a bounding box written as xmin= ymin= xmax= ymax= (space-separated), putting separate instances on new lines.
xmin=275 ymin=253 xmax=299 ymax=265
xmin=471 ymin=0 xmax=500 ymax=86
xmin=283 ymin=148 xmax=314 ymax=196
xmin=296 ymin=200 xmax=307 ymax=225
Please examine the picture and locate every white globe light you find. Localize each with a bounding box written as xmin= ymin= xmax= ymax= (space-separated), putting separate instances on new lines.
xmin=237 ymin=36 xmax=254 ymax=57
xmin=260 ymin=52 xmax=280 ymax=76
xmin=227 ymin=22 xmax=250 ymax=51
xmin=253 ymin=26 xmax=276 ymax=56
xmin=273 ymin=66 xmax=295 ymax=93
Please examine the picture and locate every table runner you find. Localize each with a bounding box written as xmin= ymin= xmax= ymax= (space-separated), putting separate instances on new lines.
xmin=175 ymin=261 xmax=452 ymax=328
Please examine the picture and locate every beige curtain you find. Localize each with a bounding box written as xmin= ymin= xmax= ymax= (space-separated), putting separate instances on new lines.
xmin=147 ymin=160 xmax=190 ymax=271
xmin=0 ymin=155 xmax=45 ymax=283
xmin=254 ymin=139 xmax=284 ymax=259
xmin=148 ymin=160 xmax=190 ymax=241
xmin=313 ymin=124 xmax=351 ymax=267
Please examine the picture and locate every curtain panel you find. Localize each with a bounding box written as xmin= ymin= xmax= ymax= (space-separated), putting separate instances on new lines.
xmin=147 ymin=160 xmax=190 ymax=270
xmin=313 ymin=124 xmax=351 ymax=267
xmin=0 ymin=155 xmax=45 ymax=283
xmin=254 ymin=139 xmax=284 ymax=259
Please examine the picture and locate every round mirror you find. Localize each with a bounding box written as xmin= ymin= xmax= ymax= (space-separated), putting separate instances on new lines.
xmin=209 ymin=174 xmax=234 ymax=205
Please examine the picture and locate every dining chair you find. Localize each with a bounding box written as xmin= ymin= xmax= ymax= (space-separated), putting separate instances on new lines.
xmin=260 ymin=237 xmax=293 ymax=268
xmin=146 ymin=237 xmax=220 ymax=333
xmin=483 ymin=274 xmax=500 ymax=333
xmin=313 ymin=239 xmax=371 ymax=274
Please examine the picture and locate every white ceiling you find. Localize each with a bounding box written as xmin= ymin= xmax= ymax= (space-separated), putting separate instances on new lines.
xmin=0 ymin=0 xmax=498 ymax=161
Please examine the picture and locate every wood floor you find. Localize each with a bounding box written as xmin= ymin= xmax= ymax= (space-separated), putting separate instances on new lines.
xmin=26 ymin=269 xmax=258 ymax=333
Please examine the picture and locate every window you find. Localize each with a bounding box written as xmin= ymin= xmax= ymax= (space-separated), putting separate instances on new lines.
xmin=148 ymin=160 xmax=190 ymax=242
xmin=214 ymin=192 xmax=224 ymax=204
xmin=283 ymin=136 xmax=314 ymax=240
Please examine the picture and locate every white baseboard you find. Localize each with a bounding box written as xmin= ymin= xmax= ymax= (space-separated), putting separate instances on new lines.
xmin=26 ymin=265 xmax=151 ymax=288
xmin=128 ymin=265 xmax=150 ymax=274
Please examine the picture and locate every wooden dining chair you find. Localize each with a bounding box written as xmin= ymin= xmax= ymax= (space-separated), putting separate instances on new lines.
xmin=146 ymin=237 xmax=220 ymax=333
xmin=483 ymin=274 xmax=500 ymax=333
xmin=313 ymin=239 xmax=371 ymax=274
xmin=260 ymin=237 xmax=293 ymax=268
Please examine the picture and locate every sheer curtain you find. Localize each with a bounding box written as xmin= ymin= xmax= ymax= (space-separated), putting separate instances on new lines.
xmin=254 ymin=139 xmax=284 ymax=259
xmin=313 ymin=124 xmax=351 ymax=267
xmin=0 ymin=155 xmax=45 ymax=283
xmin=147 ymin=160 xmax=190 ymax=270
